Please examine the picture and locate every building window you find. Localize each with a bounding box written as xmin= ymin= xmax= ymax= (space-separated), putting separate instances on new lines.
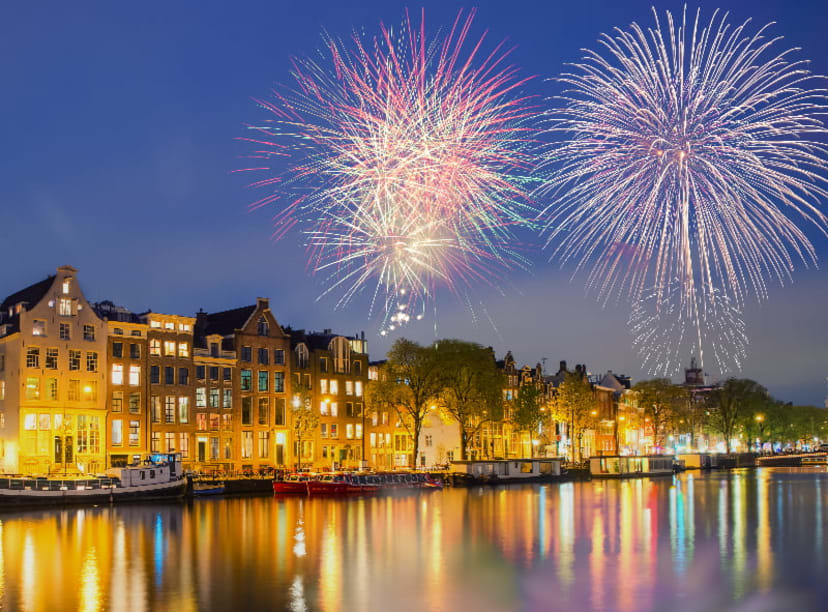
xmin=329 ymin=379 xmax=339 ymax=395
xmin=179 ymin=433 xmax=189 ymax=458
xmin=32 ymin=320 xmax=46 ymax=336
xmin=355 ymin=381 xmax=363 ymax=397
xmin=130 ymin=344 xmax=140 ymax=359
xmin=210 ymin=413 xmax=220 ymax=431
xmin=210 ymin=342 xmax=219 ymax=357
xmin=83 ymin=325 xmax=95 ymax=341
xmin=345 ymin=380 xmax=353 ymax=396
xmin=295 ymin=344 xmax=308 ymax=369
xmin=197 ymin=413 xmax=207 ymax=431
xmin=240 ymin=370 xmax=252 ymax=391
xmin=164 ymin=322 xmax=174 ymax=331
xmin=113 ymin=328 xmax=123 ymax=335
xmin=222 ymin=414 xmax=232 ymax=431
xmin=112 ymin=391 xmax=123 ymax=412
xmin=151 ymin=432 xmax=160 ymax=452
xmin=129 ymin=421 xmax=140 ymax=446
xmin=111 ymin=420 xmax=123 ymax=445
xmin=178 ymin=343 xmax=189 ymax=358
xmin=320 ymin=357 xmax=328 ymax=373
xmin=46 ymin=378 xmax=58 ymax=401
xmin=242 ymin=397 xmax=252 ymax=425
xmin=68 ymin=349 xmax=81 ymax=371
xmin=258 ymin=431 xmax=270 ymax=458
xmin=112 ymin=364 xmax=124 ymax=385
xmin=258 ymin=371 xmax=268 ymax=392
xmin=165 ymin=433 xmax=175 ymax=452
xmin=241 ymin=346 xmax=252 ymax=362
xmin=242 ymin=432 xmax=253 ymax=459
xmin=273 ymin=371 xmax=284 ymax=393
xmin=257 ymin=317 xmax=269 ymax=337
xmin=164 ymin=367 xmax=174 ymax=385
xmin=209 ymin=366 xmax=218 ymax=381
xmin=209 ymin=388 xmax=219 ymax=409
xmin=113 ymin=342 xmax=123 ymax=358
xmin=26 ymin=347 xmax=40 ymax=368
xmin=275 ymin=398 xmax=286 ymax=426
xmin=223 ymin=367 xmax=231 ymax=381
xmin=196 ymin=387 xmax=207 ymax=408
xmin=151 ymin=396 xmax=161 ymax=423
xmin=150 ymin=320 xmax=161 ymax=329
xmin=84 ymin=381 xmax=97 ymax=401
xmin=59 ymin=323 xmax=70 ymax=340
xmin=330 ymin=423 xmax=338 ymax=439
xmin=320 ymin=401 xmax=328 ymax=416
xmin=131 ymin=329 xmax=142 ymax=337
xmin=87 ymin=351 xmax=98 ymax=372
xmin=258 ymin=348 xmax=269 ymax=365
xmin=355 ymin=402 xmax=363 ymax=418
xmin=164 ymin=341 xmax=176 ymax=356
xmin=258 ymin=398 xmax=269 ymax=425
xmin=45 ymin=348 xmax=59 ymax=370
xmin=346 ymin=424 xmax=354 ymax=439
xmin=320 ymin=379 xmax=328 ymax=394
xmin=196 ymin=365 xmax=206 ymax=380
xmin=356 ymin=424 xmax=362 ymax=439
xmin=330 ymin=402 xmax=338 ymax=417
xmin=178 ymin=368 xmax=189 ymax=385
xmin=150 ymin=339 xmax=161 ymax=356
xmin=346 ymin=402 xmax=354 ymax=417
xmin=178 ymin=397 xmax=189 ymax=423
xmin=223 ymin=388 xmax=232 ymax=409
xmin=353 ymin=361 xmax=362 ymax=375
xmin=320 ymin=423 xmax=328 ymax=438
xmin=164 ymin=397 xmax=175 ymax=424
xmin=150 ymin=365 xmax=160 ymax=384
xmin=62 ymin=278 xmax=71 ymax=294
xmin=274 ymin=349 xmax=285 ymax=365
xmin=58 ymin=298 xmax=72 ymax=316
xmin=129 ymin=392 xmax=140 ymax=413
xmin=224 ymin=437 xmax=232 ymax=460
xmin=129 ymin=365 xmax=141 ymax=386
xmin=210 ymin=436 xmax=220 ymax=460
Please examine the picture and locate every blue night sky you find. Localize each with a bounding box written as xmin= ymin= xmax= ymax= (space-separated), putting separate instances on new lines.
xmin=1 ymin=1 xmax=826 ymax=405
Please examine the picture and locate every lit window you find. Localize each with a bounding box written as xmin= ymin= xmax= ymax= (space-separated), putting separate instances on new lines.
xmin=111 ymin=420 xmax=123 ymax=445
xmin=330 ymin=423 xmax=338 ymax=439
xmin=346 ymin=424 xmax=354 ymax=439
xmin=320 ymin=423 xmax=327 ymax=438
xmin=69 ymin=350 xmax=81 ymax=371
xmin=165 ymin=397 xmax=175 ymax=423
xmin=84 ymin=381 xmax=97 ymax=401
xmin=150 ymin=339 xmax=161 ymax=356
xmin=196 ymin=387 xmax=206 ymax=407
xmin=320 ymin=401 xmax=328 ymax=416
xmin=320 ymin=379 xmax=328 ymax=394
xmin=178 ymin=397 xmax=189 ymax=424
xmin=112 ymin=391 xmax=123 ymax=412
xmin=150 ymin=320 xmax=161 ymax=329
xmin=329 ymin=379 xmax=339 ymax=395
xmin=112 ymin=364 xmax=123 ymax=385
xmin=258 ymin=371 xmax=268 ymax=392
xmin=32 ymin=320 xmax=46 ymax=336
xmin=330 ymin=402 xmax=338 ymax=417
xmin=68 ymin=380 xmax=80 ymax=401
xmin=129 ymin=421 xmax=140 ymax=446
xmin=58 ymin=298 xmax=72 ymax=316
xmin=62 ymin=279 xmax=71 ymax=294
xmin=164 ymin=341 xmax=176 ymax=356
xmin=178 ymin=343 xmax=189 ymax=358
xmin=129 ymin=365 xmax=141 ymax=386
xmin=356 ymin=424 xmax=363 ymax=439
xmin=164 ymin=322 xmax=175 ymax=330
xmin=86 ymin=351 xmax=98 ymax=372
xmin=83 ymin=325 xmax=95 ymax=341
xmin=223 ymin=389 xmax=232 ymax=409
xmin=24 ymin=378 xmax=40 ymax=400
xmin=355 ymin=381 xmax=363 ymax=397
xmin=345 ymin=381 xmax=353 ymax=395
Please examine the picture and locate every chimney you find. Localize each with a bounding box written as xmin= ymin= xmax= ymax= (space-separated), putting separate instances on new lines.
xmin=257 ymin=297 xmax=269 ymax=310
xmin=559 ymin=360 xmax=567 ymax=373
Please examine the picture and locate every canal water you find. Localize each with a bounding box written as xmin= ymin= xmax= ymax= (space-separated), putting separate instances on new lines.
xmin=0 ymin=468 xmax=826 ymax=611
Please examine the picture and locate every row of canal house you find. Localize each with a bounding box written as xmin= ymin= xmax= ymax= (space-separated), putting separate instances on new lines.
xmin=0 ymin=265 xmax=371 ymax=475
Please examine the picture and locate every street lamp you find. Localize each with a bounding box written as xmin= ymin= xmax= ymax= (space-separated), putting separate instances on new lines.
xmin=755 ymin=414 xmax=765 ymax=453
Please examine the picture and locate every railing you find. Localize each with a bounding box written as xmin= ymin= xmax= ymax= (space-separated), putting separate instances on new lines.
xmin=0 ymin=477 xmax=118 ymax=491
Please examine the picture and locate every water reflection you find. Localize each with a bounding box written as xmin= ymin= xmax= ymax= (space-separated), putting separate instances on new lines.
xmin=0 ymin=468 xmax=826 ymax=611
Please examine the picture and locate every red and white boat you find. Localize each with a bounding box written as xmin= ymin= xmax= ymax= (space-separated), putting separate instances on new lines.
xmin=273 ymin=473 xmax=313 ymax=495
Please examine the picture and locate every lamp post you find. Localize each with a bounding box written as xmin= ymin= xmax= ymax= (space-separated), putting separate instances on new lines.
xmin=755 ymin=414 xmax=765 ymax=453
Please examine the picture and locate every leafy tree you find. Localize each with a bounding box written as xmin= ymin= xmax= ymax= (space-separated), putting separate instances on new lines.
xmin=291 ymin=383 xmax=319 ymax=468
xmin=511 ymin=384 xmax=547 ymax=457
xmin=632 ymin=379 xmax=689 ymax=451
xmin=555 ymin=371 xmax=595 ymax=462
xmin=707 ymin=378 xmax=768 ymax=453
xmin=369 ymin=338 xmax=443 ymax=468
xmin=435 ymin=339 xmax=504 ymax=460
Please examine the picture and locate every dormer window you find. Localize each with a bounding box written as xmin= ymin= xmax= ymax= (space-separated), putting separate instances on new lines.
xmin=62 ymin=279 xmax=71 ymax=295
xmin=257 ymin=316 xmax=269 ymax=337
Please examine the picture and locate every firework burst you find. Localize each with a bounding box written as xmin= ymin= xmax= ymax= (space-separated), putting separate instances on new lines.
xmin=239 ymin=9 xmax=539 ymax=331
xmin=537 ymin=7 xmax=828 ymax=373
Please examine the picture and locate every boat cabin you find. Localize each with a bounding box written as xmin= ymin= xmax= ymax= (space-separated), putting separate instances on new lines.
xmin=449 ymin=458 xmax=563 ymax=479
xmin=589 ymin=455 xmax=675 ymax=478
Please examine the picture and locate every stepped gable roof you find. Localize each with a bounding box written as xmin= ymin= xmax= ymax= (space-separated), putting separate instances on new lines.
xmin=202 ymin=305 xmax=256 ymax=337
xmin=1 ymin=275 xmax=55 ymax=313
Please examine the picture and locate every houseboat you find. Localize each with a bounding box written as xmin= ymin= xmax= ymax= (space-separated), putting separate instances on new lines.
xmin=273 ymin=473 xmax=314 ymax=494
xmin=0 ymin=453 xmax=187 ymax=507
xmin=589 ymin=455 xmax=675 ymax=478
xmin=449 ymin=458 xmax=563 ymax=485
xmin=306 ymin=473 xmax=377 ymax=496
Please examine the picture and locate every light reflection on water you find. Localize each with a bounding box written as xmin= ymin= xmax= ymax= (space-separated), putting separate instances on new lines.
xmin=0 ymin=468 xmax=826 ymax=611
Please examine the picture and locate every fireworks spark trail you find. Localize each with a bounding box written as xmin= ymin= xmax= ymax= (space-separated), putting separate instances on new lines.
xmin=239 ymin=8 xmax=540 ymax=332
xmin=537 ymin=6 xmax=828 ymax=374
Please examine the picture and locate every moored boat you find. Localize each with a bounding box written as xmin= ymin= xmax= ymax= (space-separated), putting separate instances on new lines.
xmin=306 ymin=473 xmax=377 ymax=496
xmin=273 ymin=473 xmax=313 ymax=494
xmin=0 ymin=453 xmax=187 ymax=507
xmin=193 ymin=481 xmax=225 ymax=496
